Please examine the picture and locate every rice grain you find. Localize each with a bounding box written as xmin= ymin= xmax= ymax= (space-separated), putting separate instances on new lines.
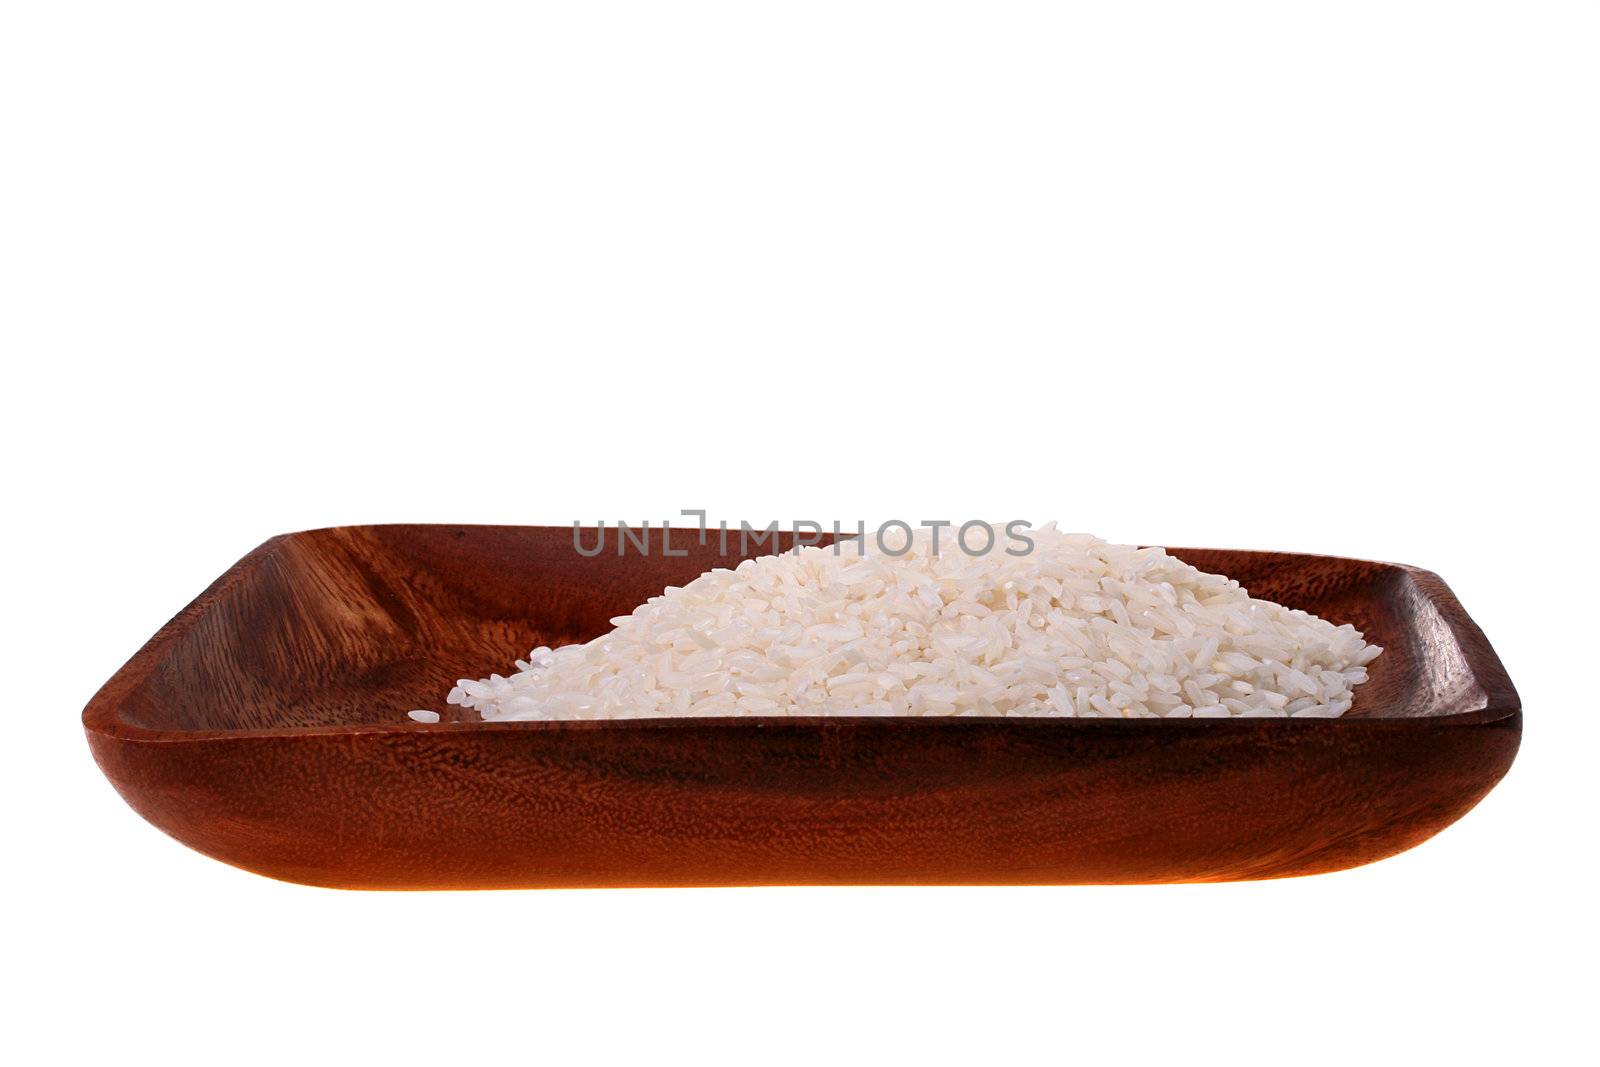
xmin=447 ymin=527 xmax=1380 ymax=721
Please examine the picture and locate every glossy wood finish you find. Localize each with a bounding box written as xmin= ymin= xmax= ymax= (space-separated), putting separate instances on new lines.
xmin=84 ymin=525 xmax=1521 ymax=888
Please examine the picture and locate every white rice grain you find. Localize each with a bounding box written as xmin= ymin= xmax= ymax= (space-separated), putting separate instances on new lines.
xmin=447 ymin=527 xmax=1380 ymax=721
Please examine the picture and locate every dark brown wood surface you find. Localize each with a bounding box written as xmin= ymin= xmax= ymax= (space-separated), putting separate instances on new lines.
xmin=83 ymin=525 xmax=1521 ymax=888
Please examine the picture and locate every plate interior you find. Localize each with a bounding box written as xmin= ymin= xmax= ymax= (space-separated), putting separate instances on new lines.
xmin=113 ymin=525 xmax=1495 ymax=731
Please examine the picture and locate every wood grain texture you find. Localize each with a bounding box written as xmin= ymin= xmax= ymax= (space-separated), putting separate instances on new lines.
xmin=83 ymin=525 xmax=1521 ymax=888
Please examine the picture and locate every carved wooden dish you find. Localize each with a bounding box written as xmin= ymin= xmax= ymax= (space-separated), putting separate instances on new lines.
xmin=84 ymin=525 xmax=1520 ymax=888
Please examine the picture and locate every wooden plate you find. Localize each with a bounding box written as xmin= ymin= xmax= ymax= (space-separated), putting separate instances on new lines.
xmin=83 ymin=525 xmax=1520 ymax=888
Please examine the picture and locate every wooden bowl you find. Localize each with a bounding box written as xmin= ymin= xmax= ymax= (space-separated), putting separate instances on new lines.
xmin=83 ymin=525 xmax=1521 ymax=888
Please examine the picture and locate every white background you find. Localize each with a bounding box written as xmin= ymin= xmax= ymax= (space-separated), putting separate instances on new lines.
xmin=4 ymin=2 xmax=1595 ymax=1063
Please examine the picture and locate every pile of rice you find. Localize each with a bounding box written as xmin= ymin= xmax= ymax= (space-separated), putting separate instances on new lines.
xmin=446 ymin=526 xmax=1381 ymax=721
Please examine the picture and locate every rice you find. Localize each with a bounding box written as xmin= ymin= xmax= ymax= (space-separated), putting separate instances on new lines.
xmin=447 ymin=526 xmax=1381 ymax=721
